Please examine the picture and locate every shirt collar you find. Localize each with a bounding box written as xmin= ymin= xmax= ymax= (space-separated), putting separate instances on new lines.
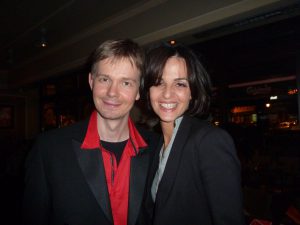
xmin=174 ymin=116 xmax=183 ymax=128
xmin=81 ymin=110 xmax=147 ymax=153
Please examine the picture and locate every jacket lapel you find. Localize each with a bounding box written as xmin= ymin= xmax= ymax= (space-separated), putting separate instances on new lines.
xmin=148 ymin=137 xmax=163 ymax=184
xmin=127 ymin=150 xmax=150 ymax=225
xmin=142 ymin=136 xmax=163 ymax=222
xmin=72 ymin=140 xmax=113 ymax=223
xmin=155 ymin=116 xmax=192 ymax=208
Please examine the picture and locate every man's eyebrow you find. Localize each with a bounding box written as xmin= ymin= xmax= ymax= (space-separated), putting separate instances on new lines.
xmin=95 ymin=73 xmax=109 ymax=77
xmin=122 ymin=77 xmax=138 ymax=83
xmin=95 ymin=74 xmax=138 ymax=83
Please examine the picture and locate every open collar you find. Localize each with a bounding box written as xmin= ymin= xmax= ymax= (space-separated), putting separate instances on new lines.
xmin=81 ymin=110 xmax=147 ymax=153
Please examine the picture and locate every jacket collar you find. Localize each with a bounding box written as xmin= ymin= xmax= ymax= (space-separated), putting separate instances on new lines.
xmin=152 ymin=115 xmax=193 ymax=208
xmin=73 ymin=111 xmax=150 ymax=225
xmin=72 ymin=139 xmax=113 ymax=223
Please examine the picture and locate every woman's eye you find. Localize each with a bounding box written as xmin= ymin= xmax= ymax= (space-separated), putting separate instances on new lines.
xmin=176 ymin=82 xmax=188 ymax=87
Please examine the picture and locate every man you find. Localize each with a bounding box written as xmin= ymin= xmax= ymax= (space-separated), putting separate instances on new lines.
xmin=22 ymin=39 xmax=158 ymax=225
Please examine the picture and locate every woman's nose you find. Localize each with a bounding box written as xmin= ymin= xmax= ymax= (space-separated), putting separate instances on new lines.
xmin=162 ymin=85 xmax=173 ymax=98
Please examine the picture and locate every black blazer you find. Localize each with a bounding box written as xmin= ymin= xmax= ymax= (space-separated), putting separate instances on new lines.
xmin=145 ymin=116 xmax=245 ymax=225
xmin=22 ymin=119 xmax=159 ymax=225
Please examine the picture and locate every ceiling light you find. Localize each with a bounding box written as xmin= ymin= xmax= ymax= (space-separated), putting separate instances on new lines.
xmin=36 ymin=27 xmax=48 ymax=48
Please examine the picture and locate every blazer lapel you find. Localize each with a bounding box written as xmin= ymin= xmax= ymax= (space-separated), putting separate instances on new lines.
xmin=155 ymin=116 xmax=192 ymax=208
xmin=143 ymin=137 xmax=163 ymax=221
xmin=72 ymin=140 xmax=113 ymax=223
xmin=127 ymin=151 xmax=150 ymax=225
xmin=147 ymin=137 xmax=163 ymax=190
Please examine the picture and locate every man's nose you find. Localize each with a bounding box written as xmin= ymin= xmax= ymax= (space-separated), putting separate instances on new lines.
xmin=107 ymin=82 xmax=119 ymax=97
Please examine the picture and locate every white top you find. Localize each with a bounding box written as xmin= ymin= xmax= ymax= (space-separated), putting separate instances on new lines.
xmin=151 ymin=116 xmax=183 ymax=201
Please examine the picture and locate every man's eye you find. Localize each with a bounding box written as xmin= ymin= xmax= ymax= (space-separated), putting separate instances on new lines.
xmin=122 ymin=81 xmax=132 ymax=87
xmin=98 ymin=77 xmax=109 ymax=83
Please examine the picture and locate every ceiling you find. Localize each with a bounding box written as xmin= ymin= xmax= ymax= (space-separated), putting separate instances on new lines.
xmin=1 ymin=0 xmax=299 ymax=89
xmin=191 ymin=9 xmax=300 ymax=86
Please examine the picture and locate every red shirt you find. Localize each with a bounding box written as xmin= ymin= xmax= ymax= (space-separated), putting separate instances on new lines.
xmin=81 ymin=110 xmax=147 ymax=225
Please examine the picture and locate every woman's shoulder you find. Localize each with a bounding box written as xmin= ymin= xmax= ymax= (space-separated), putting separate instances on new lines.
xmin=183 ymin=116 xmax=213 ymax=130
xmin=183 ymin=116 xmax=231 ymax=139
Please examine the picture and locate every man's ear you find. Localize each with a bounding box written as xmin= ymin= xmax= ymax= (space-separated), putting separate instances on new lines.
xmin=136 ymin=92 xmax=140 ymax=101
xmin=88 ymin=73 xmax=93 ymax=90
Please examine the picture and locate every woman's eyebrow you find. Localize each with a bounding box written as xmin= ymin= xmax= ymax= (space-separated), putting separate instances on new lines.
xmin=174 ymin=78 xmax=188 ymax=81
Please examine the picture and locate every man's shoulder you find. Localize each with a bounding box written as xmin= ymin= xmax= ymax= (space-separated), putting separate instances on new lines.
xmin=136 ymin=125 xmax=160 ymax=145
xmin=37 ymin=119 xmax=89 ymax=142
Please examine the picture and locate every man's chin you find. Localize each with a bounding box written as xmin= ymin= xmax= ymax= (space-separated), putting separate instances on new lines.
xmin=99 ymin=113 xmax=128 ymax=121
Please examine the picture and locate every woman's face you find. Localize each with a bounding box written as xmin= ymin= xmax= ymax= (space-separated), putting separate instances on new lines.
xmin=150 ymin=56 xmax=191 ymax=124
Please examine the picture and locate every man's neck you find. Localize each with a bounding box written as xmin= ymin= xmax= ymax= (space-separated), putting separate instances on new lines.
xmin=97 ymin=114 xmax=130 ymax=142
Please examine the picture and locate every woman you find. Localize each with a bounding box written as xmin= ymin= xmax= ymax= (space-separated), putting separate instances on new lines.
xmin=143 ymin=43 xmax=245 ymax=225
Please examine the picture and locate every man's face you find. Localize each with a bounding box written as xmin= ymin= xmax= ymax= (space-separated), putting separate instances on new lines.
xmin=89 ymin=57 xmax=140 ymax=122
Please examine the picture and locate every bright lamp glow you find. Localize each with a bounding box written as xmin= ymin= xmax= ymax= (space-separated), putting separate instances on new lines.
xmin=270 ymin=96 xmax=277 ymax=100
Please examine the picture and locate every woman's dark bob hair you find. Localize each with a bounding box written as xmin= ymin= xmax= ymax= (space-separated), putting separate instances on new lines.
xmin=143 ymin=42 xmax=212 ymax=118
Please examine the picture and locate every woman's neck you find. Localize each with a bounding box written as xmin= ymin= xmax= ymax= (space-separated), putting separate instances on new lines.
xmin=161 ymin=121 xmax=175 ymax=150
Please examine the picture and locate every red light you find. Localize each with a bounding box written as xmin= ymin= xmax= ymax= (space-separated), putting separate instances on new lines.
xmin=288 ymin=89 xmax=298 ymax=95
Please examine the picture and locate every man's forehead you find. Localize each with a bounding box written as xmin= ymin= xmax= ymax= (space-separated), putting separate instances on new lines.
xmin=93 ymin=59 xmax=139 ymax=79
xmin=100 ymin=56 xmax=134 ymax=67
xmin=96 ymin=57 xmax=140 ymax=76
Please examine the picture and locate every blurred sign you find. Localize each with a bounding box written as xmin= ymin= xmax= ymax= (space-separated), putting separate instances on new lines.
xmin=231 ymin=106 xmax=256 ymax=113
xmin=247 ymin=85 xmax=271 ymax=95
